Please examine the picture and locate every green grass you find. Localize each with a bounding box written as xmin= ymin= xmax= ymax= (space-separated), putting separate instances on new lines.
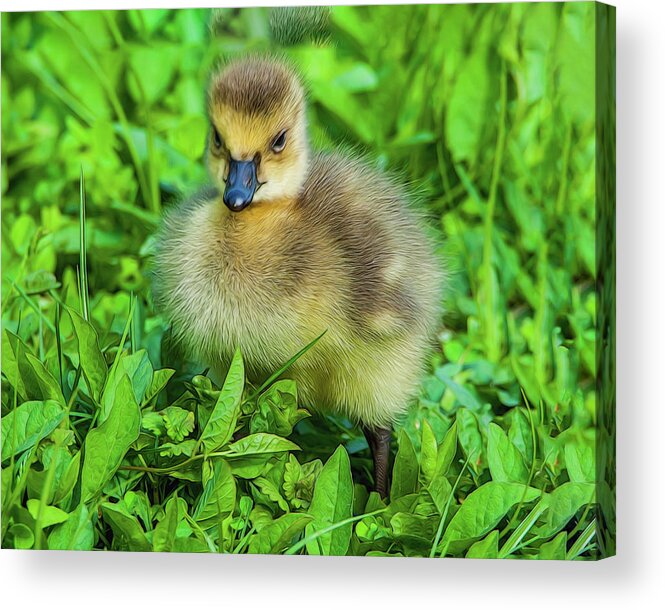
xmin=1 ymin=4 xmax=614 ymax=557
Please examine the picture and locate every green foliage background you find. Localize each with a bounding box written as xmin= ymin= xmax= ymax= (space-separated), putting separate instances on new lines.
xmin=1 ymin=3 xmax=614 ymax=557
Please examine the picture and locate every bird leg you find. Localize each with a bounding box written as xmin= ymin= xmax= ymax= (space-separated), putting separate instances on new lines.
xmin=362 ymin=425 xmax=392 ymax=498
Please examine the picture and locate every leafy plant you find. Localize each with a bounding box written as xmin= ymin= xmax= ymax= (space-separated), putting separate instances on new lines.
xmin=1 ymin=4 xmax=612 ymax=557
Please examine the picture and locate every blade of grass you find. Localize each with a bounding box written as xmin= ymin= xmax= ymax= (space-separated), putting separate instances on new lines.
xmin=38 ymin=302 xmax=45 ymax=361
xmin=566 ymin=519 xmax=597 ymax=560
xmin=231 ymin=525 xmax=256 ymax=554
xmin=184 ymin=513 xmax=218 ymax=553
xmin=34 ymin=436 xmax=64 ymax=549
xmin=431 ymin=456 xmax=470 ymax=558
xmin=567 ymin=502 xmax=594 ymax=540
xmin=498 ymin=501 xmax=547 ymax=558
xmin=53 ymin=297 xmax=64 ymax=393
xmin=1 ymin=444 xmax=40 ymax=541
xmin=79 ymin=168 xmax=90 ymax=321
xmin=105 ymin=295 xmax=137 ymax=392
xmin=12 ymin=282 xmax=57 ymax=334
xmin=130 ymin=291 xmax=136 ymax=355
xmin=479 ymin=60 xmax=508 ymax=362
xmin=3 ymin=378 xmax=21 ymax=539
xmin=73 ymin=292 xmax=135 ymax=431
xmin=284 ymin=508 xmax=386 ymax=556
xmin=244 ymin=330 xmax=327 ymax=403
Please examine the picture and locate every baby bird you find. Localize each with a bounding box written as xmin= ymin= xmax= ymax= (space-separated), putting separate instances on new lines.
xmin=153 ymin=57 xmax=443 ymax=497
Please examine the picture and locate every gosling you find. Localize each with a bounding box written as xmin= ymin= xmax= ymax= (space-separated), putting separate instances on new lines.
xmin=153 ymin=57 xmax=443 ymax=497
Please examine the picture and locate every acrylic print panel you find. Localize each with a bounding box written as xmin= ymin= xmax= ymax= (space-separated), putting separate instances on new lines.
xmin=1 ymin=2 xmax=615 ymax=559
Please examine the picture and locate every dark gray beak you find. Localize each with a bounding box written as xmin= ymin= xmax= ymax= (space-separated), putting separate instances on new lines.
xmin=223 ymin=159 xmax=259 ymax=212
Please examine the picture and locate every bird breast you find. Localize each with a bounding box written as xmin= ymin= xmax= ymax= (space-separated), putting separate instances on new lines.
xmin=154 ymin=196 xmax=333 ymax=379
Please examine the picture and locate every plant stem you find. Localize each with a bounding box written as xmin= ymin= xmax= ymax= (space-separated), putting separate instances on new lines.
xmin=480 ymin=60 xmax=508 ymax=362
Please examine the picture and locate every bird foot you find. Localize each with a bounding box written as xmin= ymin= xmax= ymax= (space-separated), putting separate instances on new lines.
xmin=362 ymin=425 xmax=392 ymax=498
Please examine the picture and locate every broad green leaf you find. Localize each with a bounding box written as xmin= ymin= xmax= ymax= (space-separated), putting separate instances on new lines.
xmin=390 ymin=512 xmax=435 ymax=548
xmin=446 ymin=47 xmax=491 ymax=162
xmin=173 ymin=536 xmax=210 ymax=553
xmin=535 ymin=482 xmax=595 ymax=538
xmin=390 ymin=429 xmax=418 ymax=499
xmin=333 ymin=63 xmax=378 ymax=92
xmin=53 ymin=449 xmax=81 ymax=505
xmin=80 ymin=374 xmax=140 ymax=503
xmin=67 ymin=308 xmax=107 ymax=402
xmin=306 ymin=445 xmax=353 ymax=556
xmin=1 ymin=400 xmax=65 ymax=461
xmin=565 ymin=441 xmax=595 ymax=483
xmin=427 ymin=473 xmax=454 ymax=514
xmin=10 ymin=523 xmax=35 ymax=549
xmin=456 ymin=409 xmax=483 ymax=474
xmin=508 ymin=409 xmax=534 ymax=466
xmin=283 ymin=455 xmax=322 ymax=510
xmin=248 ymin=513 xmax=313 ymax=554
xmin=142 ymin=411 xmax=166 ymax=436
xmin=102 ymin=502 xmax=150 ymax=552
xmin=199 ymin=348 xmax=244 ymax=453
xmin=128 ymin=43 xmax=177 ymax=104
xmin=120 ymin=350 xmax=153 ymax=404
xmin=47 ymin=503 xmax=94 ymax=550
xmin=250 ymin=505 xmax=275 ymax=530
xmin=153 ymin=495 xmax=187 ymax=552
xmin=356 ymin=514 xmax=389 ymax=544
xmin=227 ymin=455 xmax=274 ymax=479
xmin=436 ymin=368 xmax=483 ymax=411
xmin=23 ymin=353 xmax=66 ymax=404
xmin=386 ymin=492 xmax=420 ymax=519
xmin=436 ymin=421 xmax=457 ymax=476
xmin=419 ymin=420 xmax=438 ymax=484
xmin=226 ymin=433 xmax=300 ymax=457
xmin=487 ymin=423 xmax=529 ymax=483
xmin=466 ymin=530 xmax=499 ymax=559
xmin=3 ymin=331 xmax=65 ymax=404
xmin=254 ymin=476 xmax=289 ymax=512
xmin=23 ymin=269 xmax=60 ymax=294
xmin=193 ymin=459 xmax=236 ymax=526
xmin=123 ymin=491 xmax=153 ymax=531
xmin=441 ymin=482 xmax=540 ymax=553
xmin=26 ymin=442 xmax=74 ymax=503
xmin=2 ymin=467 xmax=11 ymax=504
xmin=100 ymin=350 xmax=153 ymax=422
xmin=162 ymin=406 xmax=195 ymax=442
xmin=27 ymin=499 xmax=69 ymax=528
xmin=250 ymin=379 xmax=308 ymax=436
xmin=144 ymin=368 xmax=175 ymax=403
xmin=2 ymin=329 xmax=27 ymax=398
xmin=557 ymin=2 xmax=595 ymax=123
xmin=538 ymin=532 xmax=567 ymax=560
xmin=159 ymin=439 xmax=197 ymax=457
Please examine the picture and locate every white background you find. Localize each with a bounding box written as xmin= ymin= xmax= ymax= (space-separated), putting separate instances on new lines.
xmin=0 ymin=0 xmax=663 ymax=608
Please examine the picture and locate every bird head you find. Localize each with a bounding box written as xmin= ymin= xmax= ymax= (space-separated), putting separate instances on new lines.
xmin=206 ymin=57 xmax=309 ymax=212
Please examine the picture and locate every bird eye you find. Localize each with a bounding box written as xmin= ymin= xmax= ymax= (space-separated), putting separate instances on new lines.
xmin=212 ymin=127 xmax=223 ymax=150
xmin=271 ymin=130 xmax=287 ymax=153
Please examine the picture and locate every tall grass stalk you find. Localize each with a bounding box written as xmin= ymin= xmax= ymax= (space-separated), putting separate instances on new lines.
xmin=480 ymin=60 xmax=508 ymax=362
xmin=79 ymin=168 xmax=90 ymax=321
